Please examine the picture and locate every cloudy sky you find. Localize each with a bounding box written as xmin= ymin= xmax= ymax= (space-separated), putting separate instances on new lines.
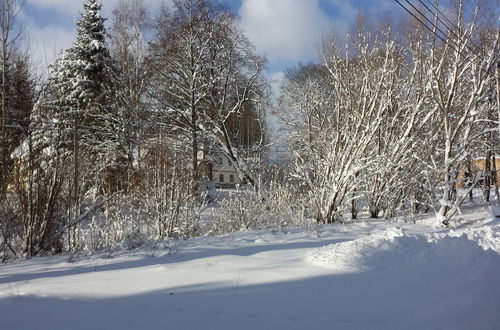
xmin=22 ymin=0 xmax=398 ymax=77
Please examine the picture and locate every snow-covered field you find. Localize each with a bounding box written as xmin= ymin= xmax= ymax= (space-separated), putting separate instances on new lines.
xmin=1 ymin=205 xmax=500 ymax=330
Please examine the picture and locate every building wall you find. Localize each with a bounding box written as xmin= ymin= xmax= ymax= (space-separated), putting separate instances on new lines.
xmin=457 ymin=158 xmax=500 ymax=187
xmin=212 ymin=154 xmax=239 ymax=187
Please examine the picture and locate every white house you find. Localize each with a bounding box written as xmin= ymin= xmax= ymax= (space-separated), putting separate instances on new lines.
xmin=212 ymin=153 xmax=239 ymax=188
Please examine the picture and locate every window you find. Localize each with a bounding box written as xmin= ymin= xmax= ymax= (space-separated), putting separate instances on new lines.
xmin=229 ymin=174 xmax=234 ymax=183
xmin=219 ymin=174 xmax=224 ymax=183
xmin=218 ymin=158 xmax=223 ymax=165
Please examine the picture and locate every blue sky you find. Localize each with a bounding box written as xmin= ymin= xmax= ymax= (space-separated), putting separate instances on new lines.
xmin=22 ymin=0 xmax=396 ymax=76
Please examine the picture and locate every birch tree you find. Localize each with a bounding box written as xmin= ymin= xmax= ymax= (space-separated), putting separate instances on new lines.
xmin=48 ymin=0 xmax=124 ymax=200
xmin=423 ymin=1 xmax=500 ymax=225
xmin=281 ymin=30 xmax=403 ymax=223
xmin=149 ymin=0 xmax=267 ymax=194
xmin=110 ymin=0 xmax=151 ymax=171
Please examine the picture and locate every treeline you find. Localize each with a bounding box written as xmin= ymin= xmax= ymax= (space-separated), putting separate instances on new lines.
xmin=0 ymin=0 xmax=499 ymax=260
xmin=279 ymin=2 xmax=499 ymax=225
xmin=0 ymin=0 xmax=269 ymax=259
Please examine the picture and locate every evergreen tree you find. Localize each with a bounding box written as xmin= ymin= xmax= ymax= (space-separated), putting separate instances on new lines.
xmin=48 ymin=0 xmax=124 ymax=198
xmin=0 ymin=53 xmax=32 ymax=200
xmin=52 ymin=0 xmax=112 ymax=106
xmin=0 ymin=0 xmax=29 ymax=201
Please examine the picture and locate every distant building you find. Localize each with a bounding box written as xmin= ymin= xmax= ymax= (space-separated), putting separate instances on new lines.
xmin=457 ymin=157 xmax=500 ymax=187
xmin=211 ymin=152 xmax=239 ymax=188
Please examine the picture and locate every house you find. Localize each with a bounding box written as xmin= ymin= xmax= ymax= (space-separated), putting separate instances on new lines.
xmin=457 ymin=157 xmax=500 ymax=188
xmin=211 ymin=152 xmax=239 ymax=188
xmin=7 ymin=137 xmax=32 ymax=193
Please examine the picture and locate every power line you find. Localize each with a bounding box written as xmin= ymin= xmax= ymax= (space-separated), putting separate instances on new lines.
xmin=418 ymin=0 xmax=483 ymax=58
xmin=394 ymin=0 xmax=460 ymax=54
xmin=422 ymin=0 xmax=461 ymax=33
xmin=403 ymin=0 xmax=468 ymax=55
xmin=395 ymin=0 xmax=486 ymax=65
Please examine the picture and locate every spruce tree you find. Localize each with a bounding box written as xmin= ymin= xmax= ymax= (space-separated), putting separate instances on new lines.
xmin=48 ymin=0 xmax=123 ymax=198
xmin=0 ymin=0 xmax=30 ymax=201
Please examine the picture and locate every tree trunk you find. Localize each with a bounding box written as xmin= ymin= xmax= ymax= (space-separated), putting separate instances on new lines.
xmin=484 ymin=151 xmax=491 ymax=202
xmin=492 ymin=156 xmax=499 ymax=201
xmin=466 ymin=160 xmax=473 ymax=202
xmin=351 ymin=197 xmax=357 ymax=220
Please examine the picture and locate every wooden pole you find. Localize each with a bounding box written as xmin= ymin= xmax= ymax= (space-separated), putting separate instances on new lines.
xmin=497 ymin=61 xmax=500 ymax=137
xmin=495 ymin=61 xmax=500 ymax=202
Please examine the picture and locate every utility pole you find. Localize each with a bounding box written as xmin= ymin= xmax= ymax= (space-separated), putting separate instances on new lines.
xmin=497 ymin=61 xmax=500 ymax=138
xmin=495 ymin=61 xmax=500 ymax=202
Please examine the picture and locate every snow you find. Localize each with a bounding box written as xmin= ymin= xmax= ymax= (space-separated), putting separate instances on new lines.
xmin=491 ymin=205 xmax=500 ymax=219
xmin=1 ymin=207 xmax=500 ymax=329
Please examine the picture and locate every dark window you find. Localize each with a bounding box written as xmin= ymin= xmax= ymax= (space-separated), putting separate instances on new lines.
xmin=229 ymin=174 xmax=234 ymax=183
xmin=219 ymin=174 xmax=224 ymax=183
xmin=218 ymin=158 xmax=223 ymax=165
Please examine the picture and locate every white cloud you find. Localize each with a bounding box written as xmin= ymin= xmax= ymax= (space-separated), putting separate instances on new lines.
xmin=239 ymin=0 xmax=400 ymax=69
xmin=239 ymin=0 xmax=333 ymax=66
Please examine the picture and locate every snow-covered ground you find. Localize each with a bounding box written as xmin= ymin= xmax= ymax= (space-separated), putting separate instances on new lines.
xmin=1 ymin=204 xmax=500 ymax=330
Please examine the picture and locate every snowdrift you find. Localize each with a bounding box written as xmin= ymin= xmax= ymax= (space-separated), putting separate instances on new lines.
xmin=306 ymin=225 xmax=500 ymax=274
xmin=2 ymin=215 xmax=500 ymax=330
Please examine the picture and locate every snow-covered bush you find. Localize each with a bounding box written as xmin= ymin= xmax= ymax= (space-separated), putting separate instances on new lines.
xmin=119 ymin=229 xmax=146 ymax=250
xmin=209 ymin=172 xmax=310 ymax=235
xmin=260 ymin=178 xmax=311 ymax=228
xmin=210 ymin=190 xmax=266 ymax=234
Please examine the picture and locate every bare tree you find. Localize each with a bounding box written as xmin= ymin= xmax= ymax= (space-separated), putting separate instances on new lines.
xmin=280 ymin=29 xmax=405 ymax=223
xmin=110 ymin=0 xmax=152 ymax=171
xmin=149 ymin=0 xmax=267 ymax=194
xmin=0 ymin=0 xmax=25 ymax=200
xmin=423 ymin=1 xmax=500 ymax=225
